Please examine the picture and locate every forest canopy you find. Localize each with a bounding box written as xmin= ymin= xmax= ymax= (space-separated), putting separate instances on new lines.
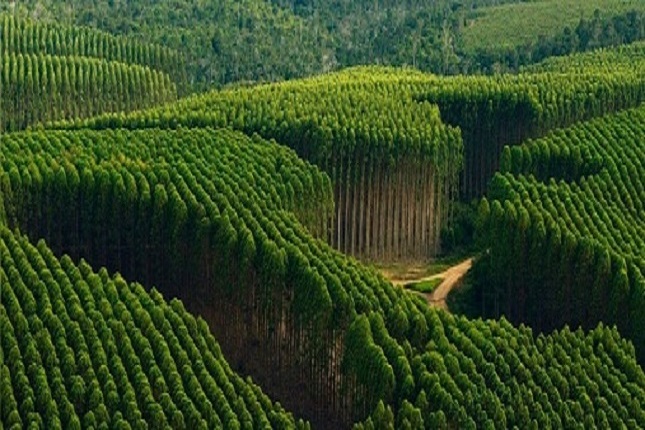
xmin=2 ymin=0 xmax=643 ymax=88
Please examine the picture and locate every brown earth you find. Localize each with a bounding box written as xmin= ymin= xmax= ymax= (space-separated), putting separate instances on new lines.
xmin=383 ymin=258 xmax=474 ymax=311
xmin=426 ymin=258 xmax=473 ymax=310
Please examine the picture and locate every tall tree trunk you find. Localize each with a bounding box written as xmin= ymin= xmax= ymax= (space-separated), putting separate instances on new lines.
xmin=336 ymin=151 xmax=343 ymax=251
xmin=402 ymin=160 xmax=410 ymax=260
xmin=434 ymin=175 xmax=442 ymax=255
xmin=357 ymin=154 xmax=366 ymax=257
xmin=416 ymin=163 xmax=424 ymax=259
xmin=344 ymin=150 xmax=352 ymax=255
xmin=405 ymin=160 xmax=413 ymax=260
xmin=376 ymin=161 xmax=383 ymax=261
xmin=351 ymin=150 xmax=361 ymax=257
xmin=393 ymin=165 xmax=401 ymax=260
xmin=392 ymin=167 xmax=399 ymax=261
xmin=421 ymin=164 xmax=428 ymax=258
xmin=408 ymin=161 xmax=415 ymax=260
xmin=384 ymin=167 xmax=392 ymax=261
xmin=364 ymin=157 xmax=373 ymax=260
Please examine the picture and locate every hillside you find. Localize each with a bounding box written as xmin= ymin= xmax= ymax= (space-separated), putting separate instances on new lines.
xmin=2 ymin=124 xmax=644 ymax=429
xmin=0 ymin=226 xmax=308 ymax=429
xmin=460 ymin=0 xmax=645 ymax=72
xmin=1 ymin=0 xmax=331 ymax=88
xmin=477 ymin=104 xmax=645 ymax=361
xmin=0 ymin=15 xmax=178 ymax=131
xmin=4 ymin=0 xmax=643 ymax=87
xmin=56 ymin=67 xmax=464 ymax=262
xmin=462 ymin=0 xmax=645 ymax=51
xmin=59 ymin=43 xmax=645 ymax=201
xmin=0 ymin=6 xmax=644 ymax=430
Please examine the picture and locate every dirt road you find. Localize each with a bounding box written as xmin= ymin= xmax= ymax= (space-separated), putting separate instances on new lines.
xmin=380 ymin=257 xmax=474 ymax=310
xmin=426 ymin=258 xmax=473 ymax=310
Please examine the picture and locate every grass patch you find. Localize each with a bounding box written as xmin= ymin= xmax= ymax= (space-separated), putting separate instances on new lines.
xmin=461 ymin=0 xmax=645 ymax=52
xmin=405 ymin=277 xmax=443 ymax=294
xmin=375 ymin=261 xmax=448 ymax=282
xmin=374 ymin=253 xmax=471 ymax=283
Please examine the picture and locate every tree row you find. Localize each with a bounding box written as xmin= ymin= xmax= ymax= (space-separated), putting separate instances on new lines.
xmin=0 ymin=14 xmax=185 ymax=88
xmin=523 ymin=40 xmax=645 ymax=73
xmin=418 ymin=43 xmax=645 ymax=198
xmin=0 ymin=52 xmax=176 ymax=131
xmin=1 ymin=126 xmax=643 ymax=428
xmin=477 ymin=105 xmax=645 ymax=363
xmin=52 ymin=67 xmax=464 ymax=262
xmin=0 ymin=225 xmax=309 ymax=429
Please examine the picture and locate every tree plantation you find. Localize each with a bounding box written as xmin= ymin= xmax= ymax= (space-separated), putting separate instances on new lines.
xmin=0 ymin=15 xmax=178 ymax=132
xmin=3 ymin=0 xmax=643 ymax=87
xmin=1 ymin=6 xmax=644 ymax=430
xmin=2 ymin=126 xmax=644 ymax=428
xmin=58 ymin=68 xmax=465 ymax=262
xmin=0 ymin=15 xmax=185 ymax=89
xmin=478 ymin=105 xmax=645 ymax=363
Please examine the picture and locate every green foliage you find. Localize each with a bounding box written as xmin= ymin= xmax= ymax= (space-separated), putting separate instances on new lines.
xmin=0 ymin=11 xmax=643 ymax=427
xmin=0 ymin=122 xmax=643 ymax=428
xmin=461 ymin=0 xmax=645 ymax=53
xmin=419 ymin=43 xmax=645 ymax=198
xmin=523 ymin=40 xmax=645 ymax=73
xmin=405 ymin=278 xmax=442 ymax=294
xmin=0 ymin=14 xmax=179 ymax=131
xmin=0 ymin=53 xmax=176 ymax=131
xmin=56 ymin=54 xmax=645 ymax=250
xmin=0 ymin=14 xmax=184 ymax=84
xmin=0 ymin=226 xmax=306 ymax=428
xmin=1 ymin=0 xmax=330 ymax=88
xmin=58 ymin=67 xmax=463 ymax=262
xmin=4 ymin=0 xmax=641 ymax=87
xmin=477 ymin=104 xmax=645 ymax=362
xmin=487 ymin=9 xmax=644 ymax=73
xmin=440 ymin=201 xmax=478 ymax=254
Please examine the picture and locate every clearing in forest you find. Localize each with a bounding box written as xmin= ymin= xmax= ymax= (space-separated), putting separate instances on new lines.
xmin=382 ymin=258 xmax=474 ymax=310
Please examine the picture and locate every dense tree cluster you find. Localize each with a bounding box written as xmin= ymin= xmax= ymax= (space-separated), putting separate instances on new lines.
xmin=0 ymin=126 xmax=643 ymax=428
xmin=1 ymin=0 xmax=330 ymax=88
xmin=0 ymin=14 xmax=184 ymax=84
xmin=1 ymin=128 xmax=333 ymax=287
xmin=523 ymin=40 xmax=645 ymax=73
xmin=0 ymin=226 xmax=309 ymax=429
xmin=57 ymin=68 xmax=464 ymax=262
xmin=469 ymin=9 xmax=645 ymax=73
xmin=2 ymin=0 xmax=641 ymax=87
xmin=0 ymin=15 xmax=178 ymax=131
xmin=0 ymin=6 xmax=643 ymax=429
xmin=0 ymin=53 xmax=176 ymax=131
xmin=50 ymin=58 xmax=645 ymax=273
xmin=477 ymin=105 xmax=645 ymax=363
xmin=418 ymin=43 xmax=645 ymax=198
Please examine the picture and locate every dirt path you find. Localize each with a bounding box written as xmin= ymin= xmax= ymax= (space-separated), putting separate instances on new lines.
xmin=386 ymin=258 xmax=473 ymax=310
xmin=426 ymin=258 xmax=473 ymax=310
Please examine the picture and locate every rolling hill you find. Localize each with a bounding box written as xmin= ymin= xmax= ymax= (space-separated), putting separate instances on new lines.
xmin=4 ymin=0 xmax=643 ymax=87
xmin=0 ymin=7 xmax=644 ymax=430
